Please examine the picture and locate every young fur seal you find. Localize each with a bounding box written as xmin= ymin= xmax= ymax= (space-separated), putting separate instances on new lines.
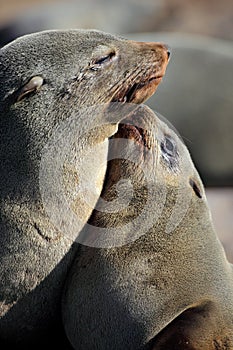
xmin=0 ymin=30 xmax=169 ymax=347
xmin=62 ymin=105 xmax=233 ymax=350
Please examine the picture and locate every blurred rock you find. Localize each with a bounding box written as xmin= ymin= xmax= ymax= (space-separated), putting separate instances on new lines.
xmin=0 ymin=0 xmax=164 ymax=46
xmin=152 ymin=0 xmax=233 ymax=41
xmin=1 ymin=0 xmax=233 ymax=47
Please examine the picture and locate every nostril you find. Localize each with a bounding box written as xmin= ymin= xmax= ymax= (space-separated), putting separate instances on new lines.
xmin=163 ymin=44 xmax=171 ymax=60
xmin=167 ymin=49 xmax=171 ymax=60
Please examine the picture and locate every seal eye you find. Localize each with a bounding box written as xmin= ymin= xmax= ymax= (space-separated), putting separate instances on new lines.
xmin=91 ymin=51 xmax=116 ymax=70
xmin=161 ymin=136 xmax=176 ymax=157
xmin=94 ymin=53 xmax=115 ymax=65
xmin=17 ymin=76 xmax=44 ymax=102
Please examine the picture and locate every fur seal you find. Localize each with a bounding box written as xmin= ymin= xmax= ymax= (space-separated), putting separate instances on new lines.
xmin=62 ymin=105 xmax=233 ymax=349
xmin=0 ymin=29 xmax=169 ymax=347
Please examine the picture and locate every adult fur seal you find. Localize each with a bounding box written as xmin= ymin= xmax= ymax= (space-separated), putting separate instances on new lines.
xmin=62 ymin=105 xmax=233 ymax=349
xmin=0 ymin=30 xmax=169 ymax=347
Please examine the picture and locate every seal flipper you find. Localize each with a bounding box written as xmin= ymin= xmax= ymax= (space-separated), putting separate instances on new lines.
xmin=151 ymin=301 xmax=233 ymax=350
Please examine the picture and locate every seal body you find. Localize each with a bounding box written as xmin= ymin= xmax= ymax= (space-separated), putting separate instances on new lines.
xmin=0 ymin=30 xmax=169 ymax=346
xmin=62 ymin=105 xmax=233 ymax=349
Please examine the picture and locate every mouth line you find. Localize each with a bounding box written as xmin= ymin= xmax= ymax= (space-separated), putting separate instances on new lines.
xmin=111 ymin=74 xmax=163 ymax=104
xmin=112 ymin=112 xmax=149 ymax=148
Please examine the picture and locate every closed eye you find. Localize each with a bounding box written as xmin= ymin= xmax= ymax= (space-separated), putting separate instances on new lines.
xmin=91 ymin=50 xmax=116 ymax=70
xmin=94 ymin=51 xmax=116 ymax=64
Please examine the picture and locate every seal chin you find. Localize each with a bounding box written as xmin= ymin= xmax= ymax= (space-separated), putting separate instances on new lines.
xmin=128 ymin=76 xmax=163 ymax=104
xmin=111 ymin=74 xmax=164 ymax=104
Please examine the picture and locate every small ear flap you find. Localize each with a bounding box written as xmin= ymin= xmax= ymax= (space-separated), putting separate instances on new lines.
xmin=16 ymin=76 xmax=44 ymax=102
xmin=189 ymin=178 xmax=202 ymax=198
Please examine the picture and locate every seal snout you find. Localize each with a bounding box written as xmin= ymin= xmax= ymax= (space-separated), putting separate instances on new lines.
xmin=154 ymin=42 xmax=171 ymax=61
xmin=113 ymin=118 xmax=149 ymax=150
xmin=110 ymin=39 xmax=170 ymax=105
xmin=131 ymin=40 xmax=170 ymax=61
xmin=115 ymin=123 xmax=143 ymax=143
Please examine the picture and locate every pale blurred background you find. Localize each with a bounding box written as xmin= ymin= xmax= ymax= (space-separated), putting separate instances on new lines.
xmin=0 ymin=0 xmax=232 ymax=261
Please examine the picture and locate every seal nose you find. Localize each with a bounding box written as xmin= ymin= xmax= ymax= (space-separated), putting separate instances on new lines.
xmin=158 ymin=43 xmax=171 ymax=61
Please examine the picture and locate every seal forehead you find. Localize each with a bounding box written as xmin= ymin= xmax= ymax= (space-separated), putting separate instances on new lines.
xmin=1 ymin=29 xmax=123 ymax=67
xmin=0 ymin=29 xmax=124 ymax=100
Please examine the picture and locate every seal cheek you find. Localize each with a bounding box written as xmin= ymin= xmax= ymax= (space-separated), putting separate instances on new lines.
xmin=130 ymin=77 xmax=163 ymax=104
